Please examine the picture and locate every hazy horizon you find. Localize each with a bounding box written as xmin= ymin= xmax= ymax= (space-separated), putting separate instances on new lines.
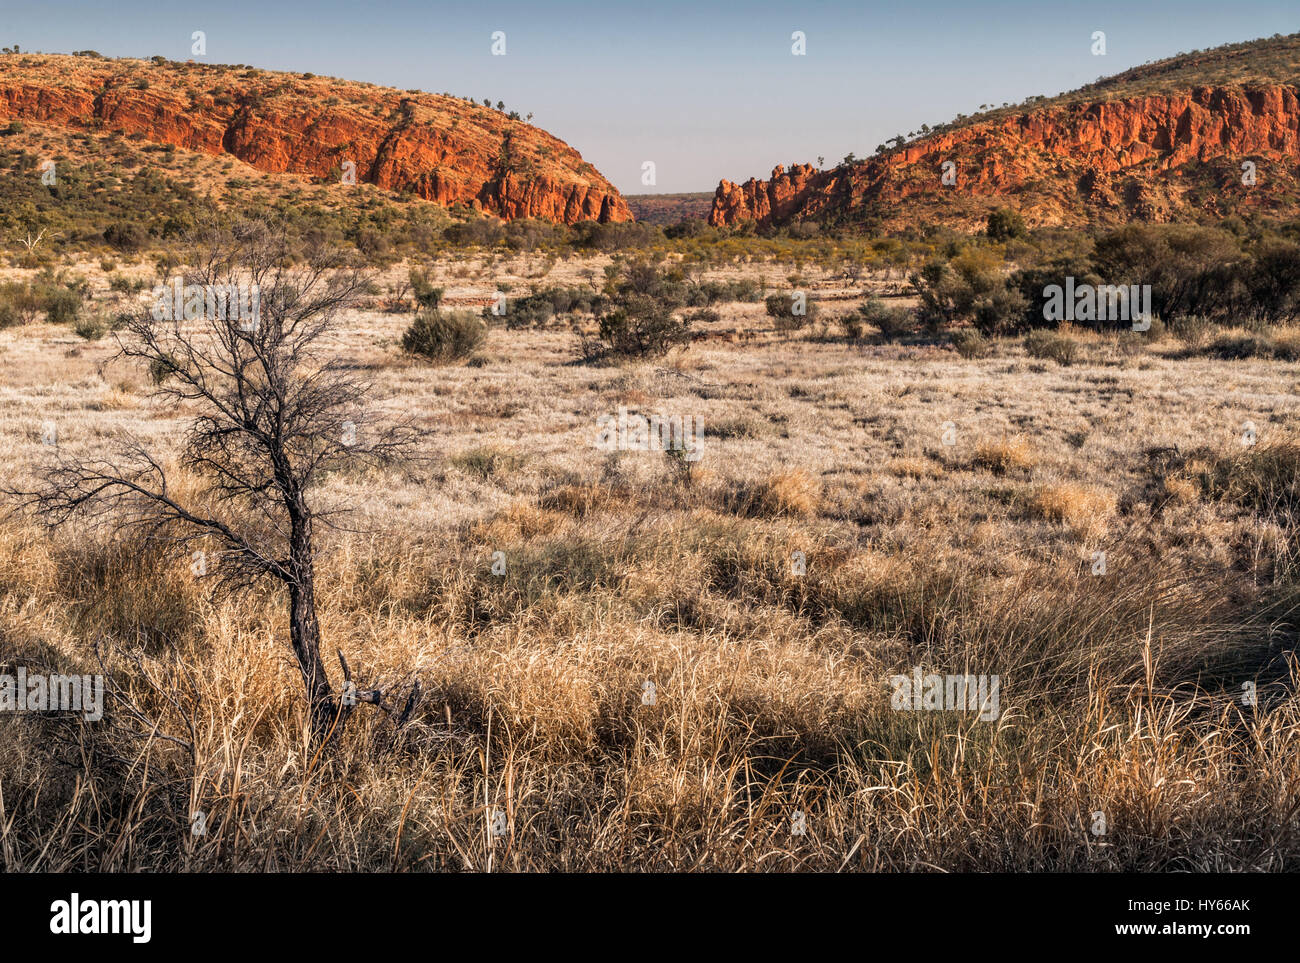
xmin=3 ymin=1 xmax=1297 ymax=194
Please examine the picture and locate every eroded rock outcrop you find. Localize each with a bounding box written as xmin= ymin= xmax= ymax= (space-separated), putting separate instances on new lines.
xmin=0 ymin=54 xmax=631 ymax=224
xmin=710 ymin=86 xmax=1300 ymax=230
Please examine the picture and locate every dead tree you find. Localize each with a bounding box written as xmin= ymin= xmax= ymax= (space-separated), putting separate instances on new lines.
xmin=9 ymin=220 xmax=418 ymax=747
xmin=18 ymin=227 xmax=60 ymax=254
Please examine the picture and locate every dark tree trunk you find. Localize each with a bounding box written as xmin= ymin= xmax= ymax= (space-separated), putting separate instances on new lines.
xmin=286 ymin=504 xmax=339 ymax=747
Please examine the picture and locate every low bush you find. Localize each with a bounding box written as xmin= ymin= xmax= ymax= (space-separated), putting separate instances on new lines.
xmin=687 ymin=278 xmax=762 ymax=306
xmin=73 ymin=314 xmax=108 ymax=340
xmin=42 ymin=287 xmax=82 ymax=325
xmin=1023 ymin=328 xmax=1078 ymax=365
xmin=409 ymin=269 xmax=443 ymax=310
xmin=951 ymin=329 xmax=990 ymax=358
xmin=766 ymin=292 xmax=817 ymax=332
xmin=839 ymin=313 xmax=865 ymax=342
xmin=103 ymin=221 xmax=149 ymax=253
xmin=1204 ymin=330 xmax=1300 ymax=362
xmin=493 ymin=285 xmax=599 ymax=330
xmin=858 ymin=297 xmax=914 ymax=342
xmin=0 ymin=281 xmax=42 ymax=327
xmin=401 ymin=308 xmax=486 ymax=363
xmin=595 ymin=295 xmax=690 ymax=358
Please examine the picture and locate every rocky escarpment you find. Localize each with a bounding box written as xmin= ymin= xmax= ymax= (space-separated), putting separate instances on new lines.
xmin=711 ymin=85 xmax=1300 ymax=230
xmin=0 ymin=54 xmax=631 ymax=224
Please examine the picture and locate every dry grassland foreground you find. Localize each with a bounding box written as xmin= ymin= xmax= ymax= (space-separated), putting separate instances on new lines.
xmin=0 ymin=253 xmax=1298 ymax=872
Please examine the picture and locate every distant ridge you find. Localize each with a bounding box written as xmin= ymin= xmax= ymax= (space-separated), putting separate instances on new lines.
xmin=0 ymin=52 xmax=631 ymax=225
xmin=709 ymin=33 xmax=1300 ymax=231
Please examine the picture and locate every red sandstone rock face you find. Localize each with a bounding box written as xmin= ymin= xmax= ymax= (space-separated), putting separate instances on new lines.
xmin=709 ymin=86 xmax=1300 ymax=230
xmin=0 ymin=54 xmax=631 ymax=225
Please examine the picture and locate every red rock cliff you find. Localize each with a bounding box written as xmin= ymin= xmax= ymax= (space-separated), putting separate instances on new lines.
xmin=710 ymin=86 xmax=1300 ymax=230
xmin=0 ymin=54 xmax=632 ymax=225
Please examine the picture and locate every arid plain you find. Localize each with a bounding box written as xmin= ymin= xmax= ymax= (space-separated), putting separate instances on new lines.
xmin=1 ymin=252 xmax=1297 ymax=870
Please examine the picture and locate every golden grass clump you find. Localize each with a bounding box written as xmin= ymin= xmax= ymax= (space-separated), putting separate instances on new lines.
xmin=749 ymin=469 xmax=822 ymax=517
xmin=538 ymin=483 xmax=630 ymax=518
xmin=887 ymin=456 xmax=944 ymax=479
xmin=87 ymin=385 xmax=137 ymax=411
xmin=449 ymin=445 xmax=526 ymax=481
xmin=1027 ymin=482 xmax=1117 ymax=535
xmin=1161 ymin=475 xmax=1200 ymax=506
xmin=471 ymin=501 xmax=567 ymax=545
xmin=972 ymin=437 xmax=1037 ymax=475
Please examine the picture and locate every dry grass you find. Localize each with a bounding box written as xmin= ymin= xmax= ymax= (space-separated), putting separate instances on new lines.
xmin=742 ymin=469 xmax=822 ymax=517
xmin=1162 ymin=475 xmax=1201 ymax=506
xmin=1201 ymin=437 xmax=1300 ymax=517
xmin=1027 ymin=483 xmax=1118 ymax=535
xmin=972 ymin=437 xmax=1037 ymax=475
xmin=1 ymin=255 xmax=1298 ymax=872
xmin=887 ymin=456 xmax=944 ymax=479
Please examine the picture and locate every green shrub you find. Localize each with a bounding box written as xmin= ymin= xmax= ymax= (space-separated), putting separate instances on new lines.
xmin=1246 ymin=239 xmax=1300 ymax=324
xmin=401 ymin=309 xmax=486 ymax=363
xmin=354 ymin=230 xmax=390 ymax=259
xmin=409 ymin=269 xmax=443 ymax=310
xmin=492 ymin=285 xmax=598 ymax=330
xmin=764 ymin=292 xmax=795 ymax=317
xmin=103 ymin=221 xmax=149 ymax=252
xmin=0 ymin=281 xmax=41 ymax=326
xmin=1205 ymin=331 xmax=1300 ymax=362
xmin=858 ymin=297 xmax=914 ymax=341
xmin=952 ymin=329 xmax=991 ymax=358
xmin=1009 ymin=258 xmax=1102 ymax=331
xmin=585 ymin=263 xmax=692 ymax=358
xmin=765 ymin=292 xmax=817 ymax=332
xmin=839 ymin=314 xmax=865 ymax=342
xmin=973 ymin=285 xmax=1029 ymax=336
xmin=444 ymin=218 xmax=505 ymax=247
xmin=1090 ymin=223 xmax=1243 ymax=323
xmin=450 ymin=446 xmax=526 ymax=480
xmin=986 ymin=207 xmax=1027 ymax=241
xmin=73 ymin=314 xmax=107 ymax=340
xmin=43 ymin=287 xmax=82 ymax=325
xmin=492 ymin=295 xmax=551 ymax=330
xmin=1023 ymin=329 xmax=1078 ymax=365
xmin=596 ymin=295 xmax=690 ymax=358
xmin=108 ymin=273 xmax=146 ymax=295
xmin=688 ymin=278 xmax=761 ymax=306
xmin=910 ymin=248 xmax=1006 ymax=331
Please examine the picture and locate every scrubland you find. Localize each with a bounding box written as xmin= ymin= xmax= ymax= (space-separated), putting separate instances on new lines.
xmin=0 ymin=253 xmax=1297 ymax=871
